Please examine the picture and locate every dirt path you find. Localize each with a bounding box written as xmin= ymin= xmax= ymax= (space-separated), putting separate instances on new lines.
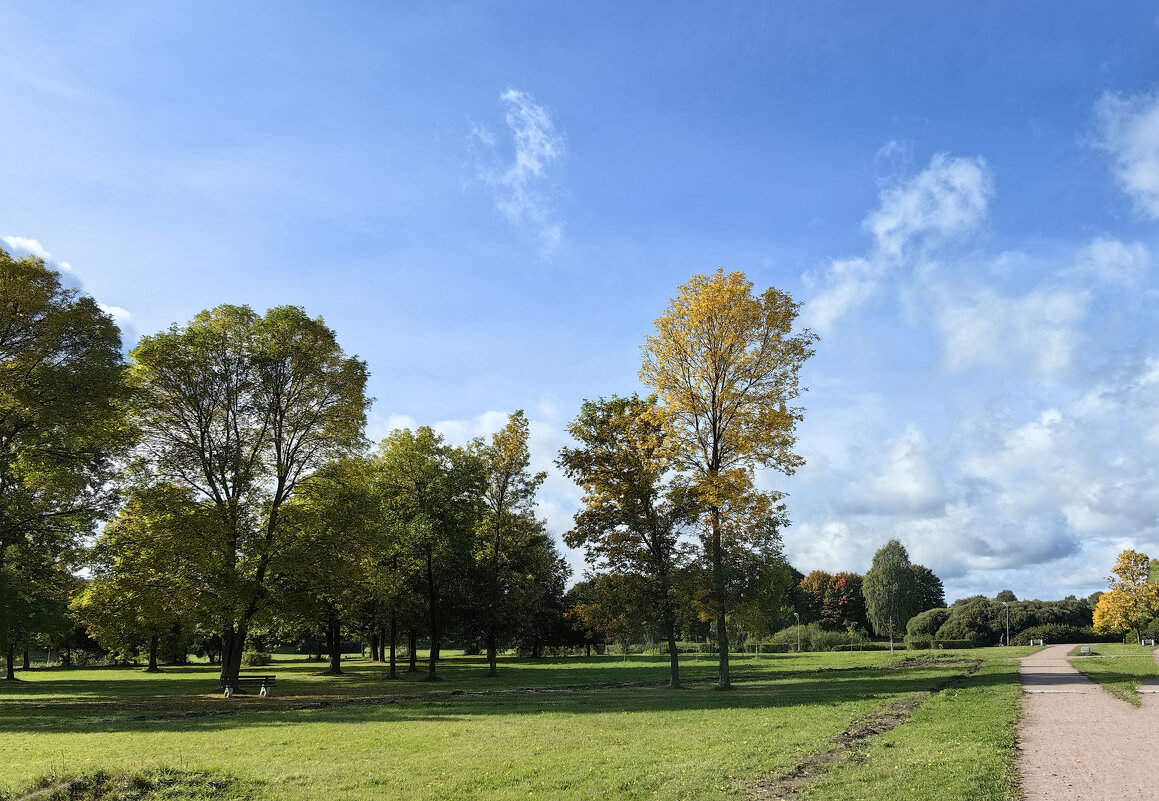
xmin=1017 ymin=644 xmax=1159 ymax=800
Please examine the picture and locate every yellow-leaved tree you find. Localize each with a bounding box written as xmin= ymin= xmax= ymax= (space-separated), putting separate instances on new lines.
xmin=641 ymin=269 xmax=816 ymax=688
xmin=1092 ymin=549 xmax=1159 ymax=642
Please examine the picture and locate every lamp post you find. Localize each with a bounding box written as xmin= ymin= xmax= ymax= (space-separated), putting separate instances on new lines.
xmin=1002 ymin=601 xmax=1009 ymax=646
xmin=793 ymin=612 xmax=801 ymax=653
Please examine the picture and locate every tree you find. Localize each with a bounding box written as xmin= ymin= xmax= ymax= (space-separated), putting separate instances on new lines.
xmin=75 ymin=484 xmax=214 ymax=671
xmin=910 ymin=565 xmax=946 ymax=612
xmin=640 ymin=269 xmax=816 ymax=688
xmin=863 ymin=539 xmax=920 ymax=652
xmin=128 ymin=304 xmax=368 ymax=679
xmin=374 ymin=427 xmax=481 ymax=680
xmin=558 ymin=394 xmax=694 ymax=686
xmin=1092 ymin=549 xmax=1159 ymax=642
xmin=0 ymin=248 xmax=129 ymax=680
xmin=476 ymin=411 xmax=546 ymax=675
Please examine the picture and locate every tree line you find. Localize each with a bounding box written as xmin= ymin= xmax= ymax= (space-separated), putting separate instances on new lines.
xmin=0 ymin=250 xmax=981 ymax=686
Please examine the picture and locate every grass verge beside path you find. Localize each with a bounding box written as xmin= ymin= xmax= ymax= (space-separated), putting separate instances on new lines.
xmin=771 ymin=655 xmax=1024 ymax=801
xmin=0 ymin=650 xmax=1036 ymax=800
xmin=1068 ymin=644 xmax=1159 ymax=706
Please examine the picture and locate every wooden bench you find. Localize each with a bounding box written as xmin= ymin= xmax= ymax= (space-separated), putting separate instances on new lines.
xmin=219 ymin=674 xmax=276 ymax=698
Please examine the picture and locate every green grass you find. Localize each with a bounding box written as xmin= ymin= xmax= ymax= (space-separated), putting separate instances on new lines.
xmin=1068 ymin=644 xmax=1159 ymax=706
xmin=0 ymin=649 xmax=1036 ymax=800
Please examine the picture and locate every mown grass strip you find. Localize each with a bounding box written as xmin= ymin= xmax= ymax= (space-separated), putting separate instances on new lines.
xmin=1068 ymin=646 xmax=1159 ymax=707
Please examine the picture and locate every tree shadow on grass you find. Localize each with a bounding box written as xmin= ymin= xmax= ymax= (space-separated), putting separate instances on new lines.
xmin=0 ymin=663 xmax=1023 ymax=735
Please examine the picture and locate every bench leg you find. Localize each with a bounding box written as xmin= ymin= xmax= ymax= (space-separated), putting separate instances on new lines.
xmin=260 ymin=685 xmax=268 ymax=698
xmin=224 ymin=686 xmax=233 ymax=698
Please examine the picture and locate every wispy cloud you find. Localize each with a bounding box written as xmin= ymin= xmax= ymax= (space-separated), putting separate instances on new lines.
xmin=473 ymin=89 xmax=566 ymax=255
xmin=2 ymin=235 xmax=82 ymax=289
xmin=1095 ymin=86 xmax=1159 ymax=219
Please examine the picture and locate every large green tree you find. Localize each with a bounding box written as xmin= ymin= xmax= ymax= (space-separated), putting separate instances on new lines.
xmin=640 ymin=270 xmax=816 ymax=688
xmin=863 ymin=539 xmax=921 ymax=653
xmin=0 ymin=249 xmax=129 ymax=680
xmin=558 ymin=394 xmax=693 ymax=686
xmin=128 ymin=304 xmax=368 ymax=678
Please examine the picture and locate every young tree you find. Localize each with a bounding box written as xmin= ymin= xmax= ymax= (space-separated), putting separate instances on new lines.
xmin=863 ymin=539 xmax=921 ymax=653
xmin=641 ymin=270 xmax=816 ymax=688
xmin=128 ymin=304 xmax=368 ymax=679
xmin=476 ymin=411 xmax=546 ymax=676
xmin=1092 ymin=549 xmax=1159 ymax=642
xmin=558 ymin=394 xmax=694 ymax=686
xmin=0 ymin=249 xmax=130 ymax=680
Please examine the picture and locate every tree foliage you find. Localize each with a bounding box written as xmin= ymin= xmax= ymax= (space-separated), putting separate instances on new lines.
xmin=1093 ymin=549 xmax=1159 ymax=641
xmin=640 ymin=269 xmax=816 ymax=687
xmin=128 ymin=304 xmax=368 ymax=678
xmin=862 ymin=539 xmax=920 ymax=652
xmin=0 ymin=248 xmax=130 ymax=679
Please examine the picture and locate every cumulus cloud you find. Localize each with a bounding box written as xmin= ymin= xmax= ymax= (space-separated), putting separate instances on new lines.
xmin=933 ymin=285 xmax=1088 ymax=377
xmin=473 ymin=89 xmax=566 ymax=255
xmin=865 ymin=153 xmax=993 ymax=258
xmin=802 ymin=152 xmax=993 ymax=333
xmin=1072 ymin=236 xmax=1151 ymax=285
xmin=1095 ymin=86 xmax=1159 ymax=219
xmin=837 ymin=425 xmax=946 ymax=517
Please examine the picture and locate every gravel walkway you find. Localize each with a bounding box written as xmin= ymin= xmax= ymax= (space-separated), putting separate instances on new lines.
xmin=1017 ymin=644 xmax=1159 ymax=800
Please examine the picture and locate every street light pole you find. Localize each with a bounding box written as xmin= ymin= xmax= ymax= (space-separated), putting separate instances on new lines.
xmin=793 ymin=612 xmax=801 ymax=653
xmin=1002 ymin=601 xmax=1009 ymax=646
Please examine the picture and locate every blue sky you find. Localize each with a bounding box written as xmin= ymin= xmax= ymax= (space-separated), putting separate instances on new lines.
xmin=4 ymin=2 xmax=1159 ymax=602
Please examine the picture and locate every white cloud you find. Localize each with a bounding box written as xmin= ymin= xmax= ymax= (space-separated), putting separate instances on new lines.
xmin=865 ymin=153 xmax=993 ymax=258
xmin=473 ymin=88 xmax=566 ymax=255
xmin=801 ymin=152 xmax=993 ymax=333
xmin=2 ymin=235 xmax=82 ymax=289
xmin=1072 ymin=236 xmax=1151 ymax=285
xmin=1095 ymin=86 xmax=1159 ymax=219
xmin=838 ymin=425 xmax=946 ymax=517
xmin=934 ymin=285 xmax=1088 ymax=377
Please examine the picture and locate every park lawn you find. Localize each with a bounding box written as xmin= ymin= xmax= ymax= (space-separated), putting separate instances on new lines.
xmin=1068 ymin=644 xmax=1159 ymax=706
xmin=0 ymin=650 xmax=1028 ymax=800
xmin=800 ymin=656 xmax=1025 ymax=801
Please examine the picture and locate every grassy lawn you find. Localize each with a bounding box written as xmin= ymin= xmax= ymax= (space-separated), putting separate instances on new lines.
xmin=0 ymin=649 xmax=1034 ymax=800
xmin=1068 ymin=644 xmax=1159 ymax=706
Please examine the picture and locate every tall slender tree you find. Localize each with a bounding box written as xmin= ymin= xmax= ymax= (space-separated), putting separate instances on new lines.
xmin=0 ymin=248 xmax=129 ymax=680
xmin=640 ymin=269 xmax=816 ymax=688
xmin=863 ymin=539 xmax=921 ymax=653
xmin=476 ymin=411 xmax=545 ymax=675
xmin=128 ymin=304 xmax=368 ymax=679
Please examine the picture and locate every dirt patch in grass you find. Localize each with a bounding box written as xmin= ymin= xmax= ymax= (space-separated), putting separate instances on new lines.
xmin=745 ymin=659 xmax=982 ymax=799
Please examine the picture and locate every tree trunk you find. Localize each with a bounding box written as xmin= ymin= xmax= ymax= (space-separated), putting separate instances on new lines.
xmin=327 ymin=615 xmax=343 ymax=675
xmin=664 ymin=609 xmax=680 ymax=688
xmin=532 ymin=636 xmax=542 ymax=659
xmin=219 ymin=622 xmax=247 ymax=679
xmin=585 ymin=642 xmax=591 ymax=657
xmin=63 ymin=647 xmax=72 ymax=668
xmin=370 ymin=631 xmax=380 ymax=662
xmin=487 ymin=624 xmax=497 ymax=676
xmin=4 ymin=642 xmax=13 ymax=681
xmin=388 ymin=615 xmax=397 ymax=679
xmin=426 ymin=549 xmax=439 ymax=680
xmin=146 ymin=633 xmax=160 ymax=672
xmin=22 ymin=647 xmax=30 ymax=671
xmin=712 ymin=507 xmax=731 ymax=689
xmin=408 ymin=628 xmax=417 ymax=672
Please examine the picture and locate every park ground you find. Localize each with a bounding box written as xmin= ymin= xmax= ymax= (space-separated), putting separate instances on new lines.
xmin=3 ymin=645 xmax=1153 ymax=801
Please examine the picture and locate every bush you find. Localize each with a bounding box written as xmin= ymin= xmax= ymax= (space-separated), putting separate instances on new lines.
xmin=905 ymin=635 xmax=933 ymax=650
xmin=753 ymin=642 xmax=792 ymax=653
xmin=240 ymin=651 xmax=272 ymax=667
xmin=932 ymin=639 xmax=978 ymax=649
xmin=1009 ymin=625 xmax=1118 ymax=646
xmin=906 ymin=608 xmax=951 ymax=639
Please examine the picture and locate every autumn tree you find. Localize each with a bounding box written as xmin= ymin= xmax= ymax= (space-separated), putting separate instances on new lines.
xmin=558 ymin=394 xmax=694 ymax=686
xmin=863 ymin=539 xmax=920 ymax=653
xmin=128 ymin=304 xmax=368 ymax=679
xmin=1093 ymin=549 xmax=1159 ymax=642
xmin=640 ymin=269 xmax=816 ymax=688
xmin=0 ymin=249 xmax=130 ymax=680
xmin=475 ymin=411 xmax=546 ymax=675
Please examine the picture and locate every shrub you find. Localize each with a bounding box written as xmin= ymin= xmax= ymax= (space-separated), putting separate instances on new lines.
xmin=905 ymin=635 xmax=933 ymax=650
xmin=932 ymin=639 xmax=978 ymax=649
xmin=240 ymin=651 xmax=272 ymax=667
xmin=907 ymin=608 xmax=951 ymax=639
xmin=1009 ymin=625 xmax=1118 ymax=646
